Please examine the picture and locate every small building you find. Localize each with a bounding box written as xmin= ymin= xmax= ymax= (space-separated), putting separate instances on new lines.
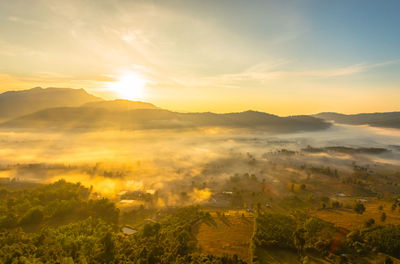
xmin=122 ymin=226 xmax=137 ymax=235
xmin=120 ymin=199 xmax=134 ymax=204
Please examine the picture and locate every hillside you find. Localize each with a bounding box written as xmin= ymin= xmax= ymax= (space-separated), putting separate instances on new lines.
xmin=315 ymin=112 xmax=400 ymax=128
xmin=0 ymin=108 xmax=331 ymax=132
xmin=194 ymin=211 xmax=254 ymax=263
xmin=82 ymin=99 xmax=159 ymax=111
xmin=0 ymin=87 xmax=102 ymax=121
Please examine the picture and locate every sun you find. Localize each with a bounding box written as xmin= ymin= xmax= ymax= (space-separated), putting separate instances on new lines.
xmin=108 ymin=71 xmax=147 ymax=100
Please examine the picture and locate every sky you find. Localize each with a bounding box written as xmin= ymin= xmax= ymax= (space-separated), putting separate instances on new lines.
xmin=0 ymin=0 xmax=399 ymax=115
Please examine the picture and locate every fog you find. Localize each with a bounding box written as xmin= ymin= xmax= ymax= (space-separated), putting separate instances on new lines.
xmin=1 ymin=123 xmax=400 ymax=205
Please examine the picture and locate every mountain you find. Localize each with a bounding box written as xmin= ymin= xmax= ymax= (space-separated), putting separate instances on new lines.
xmin=82 ymin=99 xmax=158 ymax=111
xmin=0 ymin=108 xmax=331 ymax=132
xmin=0 ymin=87 xmax=102 ymax=121
xmin=315 ymin=112 xmax=400 ymax=128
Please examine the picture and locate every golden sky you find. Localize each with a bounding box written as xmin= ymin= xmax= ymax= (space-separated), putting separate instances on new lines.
xmin=0 ymin=0 xmax=399 ymax=115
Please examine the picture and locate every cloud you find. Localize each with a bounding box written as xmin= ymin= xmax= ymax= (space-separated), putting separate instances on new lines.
xmin=182 ymin=59 xmax=400 ymax=89
xmin=7 ymin=15 xmax=42 ymax=25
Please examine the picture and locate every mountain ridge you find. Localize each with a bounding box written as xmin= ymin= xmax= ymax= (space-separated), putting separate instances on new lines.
xmin=5 ymin=87 xmax=400 ymax=132
xmin=82 ymin=99 xmax=158 ymax=111
xmin=315 ymin=112 xmax=400 ymax=128
xmin=0 ymin=106 xmax=331 ymax=132
xmin=0 ymin=87 xmax=102 ymax=121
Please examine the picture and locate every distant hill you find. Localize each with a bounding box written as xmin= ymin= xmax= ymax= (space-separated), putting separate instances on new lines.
xmin=0 ymin=87 xmax=102 ymax=121
xmin=315 ymin=112 xmax=400 ymax=128
xmin=0 ymin=108 xmax=331 ymax=132
xmin=82 ymin=99 xmax=158 ymax=111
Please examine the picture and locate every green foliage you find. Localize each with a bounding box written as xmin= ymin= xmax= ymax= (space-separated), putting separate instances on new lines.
xmin=0 ymin=180 xmax=250 ymax=263
xmin=385 ymin=257 xmax=394 ymax=264
xmin=19 ymin=207 xmax=44 ymax=226
xmin=345 ymin=225 xmax=400 ymax=259
xmin=0 ymin=180 xmax=118 ymax=230
xmin=252 ymin=212 xmax=349 ymax=261
xmin=364 ymin=218 xmax=375 ymax=228
xmin=353 ymin=202 xmax=365 ymax=214
xmin=183 ymin=254 xmax=247 ymax=263
xmin=293 ymin=228 xmax=306 ymax=256
xmin=0 ymin=205 xmax=246 ymax=264
xmin=252 ymin=213 xmax=296 ymax=249
xmin=362 ymin=225 xmax=400 ymax=258
xmin=0 ymin=217 xmax=112 ymax=264
xmin=304 ymin=217 xmax=336 ymax=251
xmin=87 ymin=198 xmax=119 ymax=224
xmin=96 ymin=232 xmax=115 ymax=263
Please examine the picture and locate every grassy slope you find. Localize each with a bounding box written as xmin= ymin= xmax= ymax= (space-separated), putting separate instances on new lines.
xmin=194 ymin=210 xmax=254 ymax=263
xmin=311 ymin=199 xmax=400 ymax=230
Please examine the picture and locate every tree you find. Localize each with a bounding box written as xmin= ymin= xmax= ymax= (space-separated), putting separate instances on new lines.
xmin=95 ymin=232 xmax=115 ymax=263
xmin=363 ymin=225 xmax=400 ymax=258
xmin=256 ymin=202 xmax=261 ymax=214
xmin=19 ymin=207 xmax=44 ymax=226
xmin=364 ymin=218 xmax=375 ymax=228
xmin=293 ymin=228 xmax=306 ymax=257
xmin=332 ymin=201 xmax=341 ymax=209
xmin=381 ymin=212 xmax=386 ymax=222
xmin=88 ymin=198 xmax=119 ymax=224
xmin=0 ymin=213 xmax=18 ymax=229
xmin=385 ymin=257 xmax=393 ymax=264
xmin=354 ymin=202 xmax=365 ymax=214
xmin=253 ymin=213 xmax=296 ymax=249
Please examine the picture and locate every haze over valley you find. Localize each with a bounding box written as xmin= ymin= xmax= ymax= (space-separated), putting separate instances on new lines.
xmin=1 ymin=1 xmax=400 ymax=263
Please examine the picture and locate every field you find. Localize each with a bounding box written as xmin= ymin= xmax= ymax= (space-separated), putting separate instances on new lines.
xmin=254 ymin=247 xmax=400 ymax=264
xmin=254 ymin=248 xmax=333 ymax=264
xmin=194 ymin=210 xmax=254 ymax=263
xmin=311 ymin=198 xmax=400 ymax=230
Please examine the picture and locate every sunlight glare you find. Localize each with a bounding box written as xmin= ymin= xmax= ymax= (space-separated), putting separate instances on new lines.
xmin=108 ymin=71 xmax=147 ymax=100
